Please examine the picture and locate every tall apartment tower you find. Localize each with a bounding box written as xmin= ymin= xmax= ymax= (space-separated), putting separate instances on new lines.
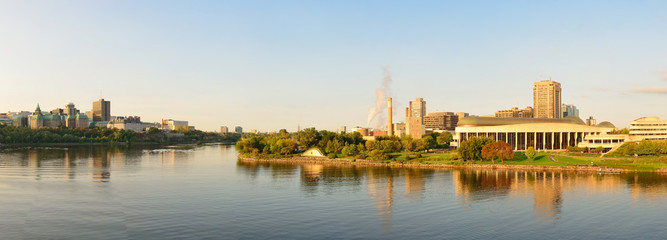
xmin=533 ymin=80 xmax=561 ymax=118
xmin=387 ymin=98 xmax=393 ymax=136
xmin=409 ymin=98 xmax=426 ymax=123
xmin=92 ymin=98 xmax=111 ymax=122
xmin=405 ymin=97 xmax=426 ymax=139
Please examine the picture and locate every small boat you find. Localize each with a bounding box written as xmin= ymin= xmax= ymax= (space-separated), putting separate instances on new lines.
xmin=598 ymin=168 xmax=621 ymax=174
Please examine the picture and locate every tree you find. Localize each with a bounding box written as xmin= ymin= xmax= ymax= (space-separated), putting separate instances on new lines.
xmin=458 ymin=137 xmax=494 ymax=161
xmin=525 ymin=146 xmax=536 ymax=162
xmin=296 ymin=128 xmax=320 ymax=149
xmin=437 ymin=132 xmax=454 ymax=146
xmin=481 ymin=141 xmax=514 ymax=164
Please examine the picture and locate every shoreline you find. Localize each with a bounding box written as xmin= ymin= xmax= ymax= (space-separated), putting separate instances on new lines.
xmin=238 ymin=155 xmax=667 ymax=173
xmin=0 ymin=141 xmax=237 ymax=148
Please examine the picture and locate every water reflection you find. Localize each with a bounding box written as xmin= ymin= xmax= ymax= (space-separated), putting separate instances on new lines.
xmin=0 ymin=146 xmax=195 ymax=182
xmin=236 ymin=159 xmax=667 ymax=225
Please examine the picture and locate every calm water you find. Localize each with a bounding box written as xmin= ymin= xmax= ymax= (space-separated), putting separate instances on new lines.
xmin=0 ymin=145 xmax=665 ymax=239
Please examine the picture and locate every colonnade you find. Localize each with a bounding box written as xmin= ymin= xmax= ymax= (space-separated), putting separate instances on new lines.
xmin=458 ymin=131 xmax=598 ymax=151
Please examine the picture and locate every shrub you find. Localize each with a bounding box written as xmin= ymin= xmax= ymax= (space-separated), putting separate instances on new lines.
xmin=327 ymin=153 xmax=337 ymax=159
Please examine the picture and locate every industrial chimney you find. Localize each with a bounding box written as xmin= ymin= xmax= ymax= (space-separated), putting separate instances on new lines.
xmin=387 ymin=98 xmax=393 ymax=136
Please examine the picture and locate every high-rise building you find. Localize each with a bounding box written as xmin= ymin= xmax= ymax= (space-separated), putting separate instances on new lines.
xmin=562 ymin=104 xmax=579 ymax=117
xmin=586 ymin=116 xmax=597 ymax=126
xmin=405 ymin=98 xmax=426 ymax=139
xmin=92 ymin=99 xmax=111 ymax=122
xmin=65 ymin=102 xmax=79 ymax=117
xmin=533 ymin=80 xmax=561 ymax=118
xmin=409 ymin=98 xmax=426 ymax=123
xmin=339 ymin=126 xmax=346 ymax=133
xmin=220 ymin=126 xmax=229 ymax=133
xmin=495 ymin=107 xmax=533 ymax=118
xmin=423 ymin=112 xmax=459 ymax=130
xmin=235 ymin=126 xmax=243 ymax=134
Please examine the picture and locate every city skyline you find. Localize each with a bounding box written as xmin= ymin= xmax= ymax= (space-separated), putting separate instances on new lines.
xmin=2 ymin=1 xmax=667 ymax=132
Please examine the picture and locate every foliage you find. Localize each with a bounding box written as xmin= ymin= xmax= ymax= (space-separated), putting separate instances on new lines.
xmin=435 ymin=132 xmax=454 ymax=146
xmin=481 ymin=141 xmax=514 ymax=164
xmin=457 ymin=137 xmax=494 ymax=161
xmin=610 ymin=128 xmax=630 ymax=134
xmin=608 ymin=140 xmax=667 ymax=157
xmin=566 ymin=146 xmax=589 ymax=153
xmin=525 ymin=146 xmax=536 ymax=162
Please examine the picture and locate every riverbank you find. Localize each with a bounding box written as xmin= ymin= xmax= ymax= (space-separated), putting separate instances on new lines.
xmin=238 ymin=155 xmax=667 ymax=173
xmin=0 ymin=141 xmax=237 ymax=148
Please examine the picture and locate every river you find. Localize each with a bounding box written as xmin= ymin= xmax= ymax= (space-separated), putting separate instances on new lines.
xmin=0 ymin=144 xmax=664 ymax=239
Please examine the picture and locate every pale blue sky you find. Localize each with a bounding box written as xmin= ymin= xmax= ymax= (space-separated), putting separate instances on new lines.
xmin=1 ymin=1 xmax=666 ymax=131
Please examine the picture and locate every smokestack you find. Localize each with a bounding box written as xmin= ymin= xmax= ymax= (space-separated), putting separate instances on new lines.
xmin=387 ymin=98 xmax=393 ymax=136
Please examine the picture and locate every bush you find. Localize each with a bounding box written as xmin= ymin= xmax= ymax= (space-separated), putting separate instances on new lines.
xmin=327 ymin=153 xmax=337 ymax=159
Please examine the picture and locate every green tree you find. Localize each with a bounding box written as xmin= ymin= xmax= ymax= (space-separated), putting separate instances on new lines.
xmin=437 ymin=132 xmax=454 ymax=146
xmin=525 ymin=146 xmax=536 ymax=162
xmin=458 ymin=137 xmax=494 ymax=161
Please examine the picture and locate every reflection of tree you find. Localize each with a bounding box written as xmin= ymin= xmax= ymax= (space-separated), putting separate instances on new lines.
xmin=622 ymin=173 xmax=667 ymax=203
xmin=235 ymin=160 xmax=299 ymax=181
xmin=453 ymin=169 xmax=513 ymax=202
xmin=403 ymin=168 xmax=433 ymax=203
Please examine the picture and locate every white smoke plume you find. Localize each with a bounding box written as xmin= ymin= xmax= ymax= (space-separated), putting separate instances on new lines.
xmin=367 ymin=67 xmax=392 ymax=129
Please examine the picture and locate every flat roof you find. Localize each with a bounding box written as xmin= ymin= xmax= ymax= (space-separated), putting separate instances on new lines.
xmin=457 ymin=116 xmax=586 ymax=127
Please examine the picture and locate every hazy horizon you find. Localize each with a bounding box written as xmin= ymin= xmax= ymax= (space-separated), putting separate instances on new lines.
xmin=2 ymin=1 xmax=666 ymax=132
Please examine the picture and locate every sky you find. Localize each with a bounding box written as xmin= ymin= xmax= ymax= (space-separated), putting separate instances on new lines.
xmin=1 ymin=0 xmax=666 ymax=132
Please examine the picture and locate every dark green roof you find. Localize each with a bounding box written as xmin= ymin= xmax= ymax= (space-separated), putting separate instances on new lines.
xmin=457 ymin=116 xmax=586 ymax=127
xmin=597 ymin=121 xmax=616 ymax=128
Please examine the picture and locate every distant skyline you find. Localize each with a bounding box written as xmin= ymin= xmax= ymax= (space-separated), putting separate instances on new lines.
xmin=2 ymin=1 xmax=666 ymax=131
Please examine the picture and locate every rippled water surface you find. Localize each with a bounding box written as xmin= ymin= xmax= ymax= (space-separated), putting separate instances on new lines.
xmin=0 ymin=145 xmax=665 ymax=239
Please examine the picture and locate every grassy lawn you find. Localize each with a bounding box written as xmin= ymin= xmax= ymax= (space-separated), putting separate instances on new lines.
xmin=371 ymin=151 xmax=667 ymax=171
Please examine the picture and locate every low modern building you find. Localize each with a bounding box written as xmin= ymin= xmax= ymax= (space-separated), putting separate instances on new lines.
xmin=453 ymin=116 xmax=615 ymax=151
xmin=108 ymin=116 xmax=143 ymax=132
xmin=495 ymin=107 xmax=533 ymax=118
xmin=578 ymin=118 xmax=667 ymax=151
xmin=629 ymin=117 xmax=667 ymax=141
xmin=424 ymin=112 xmax=459 ymax=130
xmin=162 ymin=119 xmax=189 ymax=131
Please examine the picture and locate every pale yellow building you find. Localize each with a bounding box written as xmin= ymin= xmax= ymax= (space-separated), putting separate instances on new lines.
xmin=453 ymin=116 xmax=615 ymax=151
xmin=495 ymin=107 xmax=533 ymax=118
xmin=533 ymin=80 xmax=561 ymax=118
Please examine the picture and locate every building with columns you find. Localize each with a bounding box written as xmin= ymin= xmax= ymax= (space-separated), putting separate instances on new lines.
xmin=452 ymin=116 xmax=615 ymax=151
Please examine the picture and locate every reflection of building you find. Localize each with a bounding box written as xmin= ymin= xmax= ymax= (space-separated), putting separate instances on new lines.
xmin=533 ymin=80 xmax=561 ymax=119
xmin=92 ymin=98 xmax=111 ymax=122
xmin=495 ymin=107 xmax=533 ymax=118
xmin=453 ymin=116 xmax=615 ymax=150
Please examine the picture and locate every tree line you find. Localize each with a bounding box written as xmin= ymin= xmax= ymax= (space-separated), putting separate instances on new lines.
xmin=235 ymin=128 xmax=454 ymax=159
xmin=0 ymin=124 xmax=240 ymax=145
